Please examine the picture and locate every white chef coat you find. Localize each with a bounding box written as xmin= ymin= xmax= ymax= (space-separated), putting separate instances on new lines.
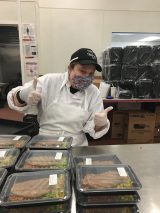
xmin=7 ymin=72 xmax=110 ymax=146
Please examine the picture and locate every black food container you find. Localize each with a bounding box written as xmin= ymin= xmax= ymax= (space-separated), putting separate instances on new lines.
xmin=0 ymin=170 xmax=71 ymax=211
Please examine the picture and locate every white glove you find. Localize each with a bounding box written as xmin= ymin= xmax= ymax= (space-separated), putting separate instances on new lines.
xmin=19 ymin=77 xmax=41 ymax=106
xmin=94 ymin=106 xmax=113 ymax=128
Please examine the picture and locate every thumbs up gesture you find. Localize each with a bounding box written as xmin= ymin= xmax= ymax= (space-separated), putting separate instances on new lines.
xmin=19 ymin=77 xmax=41 ymax=106
xmin=94 ymin=106 xmax=113 ymax=128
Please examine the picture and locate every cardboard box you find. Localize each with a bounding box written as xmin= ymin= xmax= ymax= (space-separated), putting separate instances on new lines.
xmin=111 ymin=111 xmax=126 ymax=139
xmin=125 ymin=111 xmax=155 ymax=143
xmin=118 ymin=102 xmax=141 ymax=111
xmin=155 ymin=112 xmax=160 ymax=127
xmin=155 ymin=105 xmax=160 ymax=113
xmin=154 ymin=127 xmax=160 ymax=137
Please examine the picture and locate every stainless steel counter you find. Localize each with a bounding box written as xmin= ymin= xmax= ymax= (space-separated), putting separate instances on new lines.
xmin=72 ymin=144 xmax=160 ymax=213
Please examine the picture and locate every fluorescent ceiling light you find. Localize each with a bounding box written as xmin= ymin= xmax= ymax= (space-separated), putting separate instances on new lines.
xmin=139 ymin=36 xmax=160 ymax=42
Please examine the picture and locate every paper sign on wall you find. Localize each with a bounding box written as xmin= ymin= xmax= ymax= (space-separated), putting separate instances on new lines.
xmin=22 ymin=24 xmax=36 ymax=41
xmin=25 ymin=62 xmax=38 ymax=77
xmin=24 ymin=42 xmax=37 ymax=58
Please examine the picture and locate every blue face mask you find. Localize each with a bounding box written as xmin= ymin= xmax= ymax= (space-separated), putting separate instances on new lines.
xmin=72 ymin=75 xmax=93 ymax=90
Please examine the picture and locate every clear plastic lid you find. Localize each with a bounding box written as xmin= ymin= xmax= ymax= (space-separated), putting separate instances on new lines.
xmin=0 ymin=149 xmax=20 ymax=169
xmin=0 ymin=135 xmax=31 ymax=149
xmin=15 ymin=150 xmax=71 ymax=171
xmin=0 ymin=170 xmax=71 ymax=206
xmin=76 ymin=190 xmax=140 ymax=206
xmin=76 ymin=204 xmax=139 ymax=213
xmin=26 ymin=135 xmax=72 ymax=149
xmin=76 ymin=165 xmax=142 ymax=193
xmin=73 ymin=154 xmax=121 ymax=166
xmin=0 ymin=168 xmax=7 ymax=186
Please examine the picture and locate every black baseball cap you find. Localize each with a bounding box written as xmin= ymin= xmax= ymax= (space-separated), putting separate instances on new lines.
xmin=70 ymin=48 xmax=102 ymax=72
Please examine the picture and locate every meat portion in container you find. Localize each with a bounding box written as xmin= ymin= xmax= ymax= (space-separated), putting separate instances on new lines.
xmin=0 ymin=140 xmax=24 ymax=148
xmin=22 ymin=155 xmax=67 ymax=169
xmin=32 ymin=141 xmax=65 ymax=147
xmin=0 ymin=141 xmax=14 ymax=147
xmin=82 ymin=171 xmax=133 ymax=189
xmin=7 ymin=175 xmax=64 ymax=201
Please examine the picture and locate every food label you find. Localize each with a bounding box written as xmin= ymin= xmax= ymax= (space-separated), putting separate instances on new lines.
xmin=13 ymin=136 xmax=22 ymax=140
xmin=117 ymin=167 xmax=127 ymax=177
xmin=58 ymin=137 xmax=65 ymax=141
xmin=85 ymin=158 xmax=92 ymax=165
xmin=55 ymin=152 xmax=62 ymax=160
xmin=0 ymin=150 xmax=6 ymax=157
xmin=49 ymin=174 xmax=57 ymax=185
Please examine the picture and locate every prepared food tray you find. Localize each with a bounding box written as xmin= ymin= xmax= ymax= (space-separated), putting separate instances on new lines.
xmin=76 ymin=165 xmax=142 ymax=193
xmin=76 ymin=190 xmax=140 ymax=206
xmin=0 ymin=135 xmax=31 ymax=149
xmin=76 ymin=204 xmax=139 ymax=213
xmin=0 ymin=170 xmax=71 ymax=206
xmin=73 ymin=154 xmax=121 ymax=166
xmin=26 ymin=135 xmax=72 ymax=149
xmin=0 ymin=149 xmax=20 ymax=169
xmin=15 ymin=150 xmax=71 ymax=171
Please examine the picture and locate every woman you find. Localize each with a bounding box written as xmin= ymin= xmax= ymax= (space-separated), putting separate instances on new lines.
xmin=7 ymin=48 xmax=113 ymax=146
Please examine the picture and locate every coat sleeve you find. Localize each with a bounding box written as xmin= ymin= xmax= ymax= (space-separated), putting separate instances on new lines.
xmin=82 ymin=86 xmax=110 ymax=139
xmin=7 ymin=86 xmax=29 ymax=113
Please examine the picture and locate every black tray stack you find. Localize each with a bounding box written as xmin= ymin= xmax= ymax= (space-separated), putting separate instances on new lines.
xmin=102 ymin=45 xmax=160 ymax=99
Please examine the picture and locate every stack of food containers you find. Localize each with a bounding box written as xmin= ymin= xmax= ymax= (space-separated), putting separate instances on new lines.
xmin=0 ymin=134 xmax=73 ymax=213
xmin=73 ymin=154 xmax=142 ymax=213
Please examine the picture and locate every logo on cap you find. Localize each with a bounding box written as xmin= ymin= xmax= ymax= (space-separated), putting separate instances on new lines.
xmin=87 ymin=49 xmax=96 ymax=60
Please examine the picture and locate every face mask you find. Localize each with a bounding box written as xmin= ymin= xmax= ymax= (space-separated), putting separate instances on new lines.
xmin=72 ymin=75 xmax=93 ymax=90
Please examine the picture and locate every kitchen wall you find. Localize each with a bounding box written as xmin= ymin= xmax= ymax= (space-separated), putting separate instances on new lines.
xmin=0 ymin=0 xmax=160 ymax=81
xmin=0 ymin=0 xmax=38 ymax=83
xmin=37 ymin=0 xmax=160 ymax=76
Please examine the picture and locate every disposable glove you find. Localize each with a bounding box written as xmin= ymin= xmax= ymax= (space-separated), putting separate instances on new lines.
xmin=94 ymin=106 xmax=113 ymax=128
xmin=19 ymin=77 xmax=41 ymax=106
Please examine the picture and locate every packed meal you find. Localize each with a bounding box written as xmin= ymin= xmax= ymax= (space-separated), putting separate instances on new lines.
xmin=6 ymin=174 xmax=65 ymax=202
xmin=82 ymin=171 xmax=133 ymax=190
xmin=21 ymin=155 xmax=68 ymax=169
xmin=0 ymin=136 xmax=29 ymax=149
xmin=0 ymin=140 xmax=25 ymax=149
xmin=31 ymin=140 xmax=69 ymax=148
